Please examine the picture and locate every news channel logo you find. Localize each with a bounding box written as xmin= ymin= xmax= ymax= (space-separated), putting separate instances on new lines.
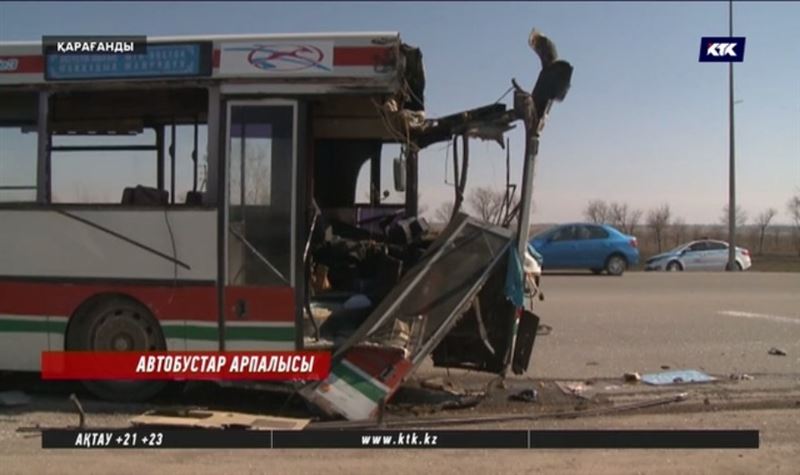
xmin=699 ymin=37 xmax=746 ymax=63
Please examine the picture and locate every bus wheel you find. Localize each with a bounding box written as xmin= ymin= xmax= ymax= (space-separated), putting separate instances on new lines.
xmin=66 ymin=296 xmax=168 ymax=402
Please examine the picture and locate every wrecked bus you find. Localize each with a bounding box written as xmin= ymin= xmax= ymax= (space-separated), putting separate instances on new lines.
xmin=0 ymin=31 xmax=571 ymax=420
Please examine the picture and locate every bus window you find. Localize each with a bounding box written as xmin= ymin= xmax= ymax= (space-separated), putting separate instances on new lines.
xmin=50 ymin=132 xmax=157 ymax=204
xmin=0 ymin=127 xmax=38 ymax=203
xmin=164 ymin=123 xmax=209 ymax=204
xmin=352 ymin=143 xmax=405 ymax=206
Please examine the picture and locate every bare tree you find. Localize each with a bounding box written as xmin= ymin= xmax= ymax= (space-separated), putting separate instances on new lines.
xmin=434 ymin=202 xmax=454 ymax=223
xmin=646 ymin=204 xmax=671 ymax=252
xmin=672 ymin=218 xmax=688 ymax=246
xmin=468 ymin=187 xmax=504 ymax=222
xmin=608 ymin=202 xmax=642 ymax=235
xmin=584 ymin=199 xmax=609 ymax=224
xmin=788 ymin=193 xmax=800 ymax=256
xmin=720 ymin=204 xmax=748 ymax=229
xmin=754 ymin=208 xmax=777 ymax=255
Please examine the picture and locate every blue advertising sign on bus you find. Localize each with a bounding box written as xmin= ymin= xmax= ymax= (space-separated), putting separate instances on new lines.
xmin=45 ymin=43 xmax=212 ymax=81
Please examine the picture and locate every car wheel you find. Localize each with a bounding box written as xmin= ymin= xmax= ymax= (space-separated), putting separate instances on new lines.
xmin=66 ymin=296 xmax=168 ymax=402
xmin=666 ymin=261 xmax=682 ymax=272
xmin=605 ymin=255 xmax=626 ymax=276
xmin=736 ymin=261 xmax=743 ymax=271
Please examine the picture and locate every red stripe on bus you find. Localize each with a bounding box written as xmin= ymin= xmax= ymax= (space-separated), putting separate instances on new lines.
xmin=212 ymin=49 xmax=220 ymax=68
xmin=0 ymin=281 xmax=294 ymax=323
xmin=333 ymin=47 xmax=393 ymax=67
xmin=0 ymin=55 xmax=44 ymax=74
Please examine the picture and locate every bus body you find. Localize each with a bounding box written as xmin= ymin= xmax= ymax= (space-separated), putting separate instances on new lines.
xmin=0 ymin=32 xmax=547 ymax=419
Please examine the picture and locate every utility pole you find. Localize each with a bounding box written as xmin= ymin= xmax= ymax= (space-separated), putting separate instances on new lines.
xmin=726 ymin=0 xmax=737 ymax=271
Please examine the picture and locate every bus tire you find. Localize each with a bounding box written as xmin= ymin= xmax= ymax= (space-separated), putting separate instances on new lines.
xmin=66 ymin=296 xmax=168 ymax=402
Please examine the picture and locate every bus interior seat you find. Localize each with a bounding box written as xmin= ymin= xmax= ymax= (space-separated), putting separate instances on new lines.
xmin=121 ymin=186 xmax=169 ymax=205
xmin=185 ymin=190 xmax=203 ymax=205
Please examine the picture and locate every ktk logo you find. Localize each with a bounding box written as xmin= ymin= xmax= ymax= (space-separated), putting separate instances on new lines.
xmin=699 ymin=37 xmax=746 ymax=63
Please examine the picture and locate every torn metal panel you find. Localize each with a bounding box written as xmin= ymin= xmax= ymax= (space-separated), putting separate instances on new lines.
xmin=300 ymin=346 xmax=412 ymax=421
xmin=411 ymin=103 xmax=516 ymax=149
xmin=300 ymin=214 xmax=517 ymax=420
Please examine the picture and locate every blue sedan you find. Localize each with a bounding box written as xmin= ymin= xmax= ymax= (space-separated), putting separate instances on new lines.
xmin=530 ymin=223 xmax=640 ymax=275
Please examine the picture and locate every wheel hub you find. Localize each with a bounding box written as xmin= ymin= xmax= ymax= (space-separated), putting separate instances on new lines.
xmin=92 ymin=309 xmax=156 ymax=351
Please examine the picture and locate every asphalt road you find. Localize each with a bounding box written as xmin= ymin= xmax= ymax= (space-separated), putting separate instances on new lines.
xmin=527 ymin=272 xmax=800 ymax=380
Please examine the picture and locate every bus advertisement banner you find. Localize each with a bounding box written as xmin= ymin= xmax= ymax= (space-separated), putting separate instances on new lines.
xmin=40 ymin=351 xmax=331 ymax=381
xmin=44 ymin=42 xmax=213 ymax=81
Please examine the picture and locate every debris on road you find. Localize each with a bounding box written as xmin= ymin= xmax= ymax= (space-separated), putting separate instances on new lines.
xmin=555 ymin=381 xmax=594 ymax=399
xmin=729 ymin=373 xmax=755 ymax=381
xmin=130 ymin=409 xmax=309 ymax=430
xmin=420 ymin=377 xmax=465 ymax=396
xmin=660 ymin=365 xmax=671 ymax=370
xmin=0 ymin=390 xmax=30 ymax=407
xmin=768 ymin=347 xmax=787 ymax=356
xmin=623 ymin=372 xmax=641 ymax=383
xmin=641 ymin=369 xmax=715 ymax=385
xmin=508 ymin=389 xmax=539 ymax=403
xmin=310 ymin=393 xmax=690 ymax=430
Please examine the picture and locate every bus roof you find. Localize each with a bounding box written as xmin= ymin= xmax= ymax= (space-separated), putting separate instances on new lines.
xmin=0 ymin=31 xmax=411 ymax=91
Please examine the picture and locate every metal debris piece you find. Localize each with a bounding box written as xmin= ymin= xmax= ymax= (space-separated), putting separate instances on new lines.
xmin=623 ymin=372 xmax=641 ymax=383
xmin=641 ymin=370 xmax=715 ymax=386
xmin=420 ymin=377 xmax=465 ymax=396
xmin=508 ymin=389 xmax=539 ymax=403
xmin=69 ymin=393 xmax=85 ymax=429
xmin=130 ymin=409 xmax=309 ymax=430
xmin=0 ymin=390 xmax=31 ymax=407
xmin=555 ymin=381 xmax=594 ymax=399
xmin=768 ymin=347 xmax=787 ymax=356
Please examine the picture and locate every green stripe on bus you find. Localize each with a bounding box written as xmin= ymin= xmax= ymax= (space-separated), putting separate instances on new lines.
xmin=0 ymin=319 xmax=66 ymax=333
xmin=162 ymin=325 xmax=295 ymax=342
xmin=332 ymin=361 xmax=386 ymax=403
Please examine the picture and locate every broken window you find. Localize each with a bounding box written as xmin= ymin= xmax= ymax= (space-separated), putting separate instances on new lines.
xmin=0 ymin=92 xmax=38 ymax=203
xmin=50 ymin=132 xmax=158 ymax=203
xmin=47 ymin=87 xmax=208 ymax=205
xmin=0 ymin=126 xmax=38 ymax=203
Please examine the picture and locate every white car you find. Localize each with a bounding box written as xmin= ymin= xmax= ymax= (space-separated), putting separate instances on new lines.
xmin=644 ymin=239 xmax=752 ymax=271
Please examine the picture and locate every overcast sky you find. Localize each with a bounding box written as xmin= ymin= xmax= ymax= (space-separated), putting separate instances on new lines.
xmin=1 ymin=1 xmax=798 ymax=224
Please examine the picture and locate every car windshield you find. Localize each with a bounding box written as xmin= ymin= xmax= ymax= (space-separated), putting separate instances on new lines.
xmin=666 ymin=244 xmax=687 ymax=254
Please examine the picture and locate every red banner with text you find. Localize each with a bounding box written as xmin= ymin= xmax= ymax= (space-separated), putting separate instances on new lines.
xmin=41 ymin=351 xmax=331 ymax=381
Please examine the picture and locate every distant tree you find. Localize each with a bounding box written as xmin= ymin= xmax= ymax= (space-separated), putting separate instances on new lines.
xmin=672 ymin=218 xmax=688 ymax=246
xmin=468 ymin=187 xmax=505 ymax=222
xmin=608 ymin=202 xmax=642 ymax=235
xmin=754 ymin=208 xmax=778 ymax=255
xmin=788 ymin=193 xmax=800 ymax=256
xmin=584 ymin=199 xmax=610 ymax=224
xmin=646 ymin=204 xmax=671 ymax=252
xmin=720 ymin=204 xmax=748 ymax=229
xmin=434 ymin=202 xmax=454 ymax=223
